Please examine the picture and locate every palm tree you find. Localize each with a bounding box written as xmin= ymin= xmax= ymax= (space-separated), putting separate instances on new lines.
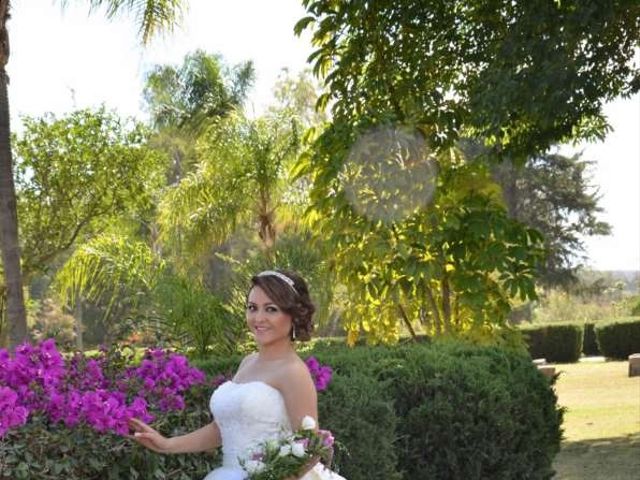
xmin=143 ymin=50 xmax=254 ymax=184
xmin=0 ymin=0 xmax=186 ymax=347
xmin=157 ymin=112 xmax=300 ymax=267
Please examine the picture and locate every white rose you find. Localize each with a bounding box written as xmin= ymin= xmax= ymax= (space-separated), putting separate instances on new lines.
xmin=266 ymin=439 xmax=279 ymax=452
xmin=245 ymin=460 xmax=266 ymax=475
xmin=278 ymin=444 xmax=292 ymax=457
xmin=301 ymin=415 xmax=316 ymax=430
xmin=291 ymin=441 xmax=306 ymax=458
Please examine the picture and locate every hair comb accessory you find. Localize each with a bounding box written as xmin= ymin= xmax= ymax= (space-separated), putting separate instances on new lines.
xmin=257 ymin=270 xmax=298 ymax=294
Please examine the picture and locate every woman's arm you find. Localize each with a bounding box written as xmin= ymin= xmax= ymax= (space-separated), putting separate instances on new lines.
xmin=129 ymin=418 xmax=222 ymax=454
xmin=279 ymin=362 xmax=321 ymax=478
xmin=278 ymin=362 xmax=318 ymax=430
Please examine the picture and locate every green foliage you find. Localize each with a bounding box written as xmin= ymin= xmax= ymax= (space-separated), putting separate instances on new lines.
xmin=631 ymin=298 xmax=640 ymax=316
xmin=296 ymin=125 xmax=544 ymax=343
xmin=521 ymin=323 xmax=584 ymax=363
xmin=53 ymin=233 xmax=161 ymax=343
xmin=53 ymin=233 xmax=245 ymax=354
xmin=0 ymin=385 xmax=220 ymax=479
xmin=54 ymin=234 xmax=161 ymax=315
xmin=151 ymin=274 xmax=244 ymax=358
xmin=595 ymin=317 xmax=640 ymax=360
xmin=532 ymin=287 xmax=628 ymax=325
xmin=315 ymin=360 xmax=400 ymax=480
xmin=30 ymin=298 xmax=76 ymax=349
xmin=270 ymin=69 xmax=328 ymax=127
xmin=13 ymin=108 xmax=166 ymax=279
xmin=297 ymin=0 xmax=640 ymax=159
xmin=582 ymin=322 xmax=600 ymax=356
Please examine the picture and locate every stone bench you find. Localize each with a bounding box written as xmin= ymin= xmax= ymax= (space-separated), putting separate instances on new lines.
xmin=537 ymin=365 xmax=556 ymax=378
xmin=629 ymin=354 xmax=640 ymax=377
xmin=532 ymin=358 xmax=555 ymax=378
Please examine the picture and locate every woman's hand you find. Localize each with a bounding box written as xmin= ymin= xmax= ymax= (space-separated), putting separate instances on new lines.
xmin=128 ymin=418 xmax=173 ymax=454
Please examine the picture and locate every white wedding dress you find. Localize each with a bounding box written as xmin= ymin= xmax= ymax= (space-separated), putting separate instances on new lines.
xmin=203 ymin=381 xmax=347 ymax=480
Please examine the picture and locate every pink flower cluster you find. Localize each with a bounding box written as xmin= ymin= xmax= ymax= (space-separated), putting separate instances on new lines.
xmin=304 ymin=356 xmax=333 ymax=391
xmin=0 ymin=339 xmax=206 ymax=438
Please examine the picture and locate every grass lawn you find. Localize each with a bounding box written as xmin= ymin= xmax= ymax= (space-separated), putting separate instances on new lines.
xmin=552 ymin=359 xmax=640 ymax=479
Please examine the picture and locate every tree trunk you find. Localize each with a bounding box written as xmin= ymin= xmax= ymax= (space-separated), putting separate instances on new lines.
xmin=424 ymin=284 xmax=442 ymax=335
xmin=441 ymin=274 xmax=452 ymax=333
xmin=496 ymin=159 xmax=519 ymax=219
xmin=74 ymin=297 xmax=84 ymax=351
xmin=0 ymin=1 xmax=27 ymax=347
xmin=397 ymin=303 xmax=418 ymax=341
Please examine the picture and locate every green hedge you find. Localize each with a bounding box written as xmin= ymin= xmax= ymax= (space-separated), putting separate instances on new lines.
xmin=310 ymin=342 xmax=562 ymax=479
xmin=0 ymin=342 xmax=562 ymax=480
xmin=521 ymin=323 xmax=583 ymax=362
xmin=582 ymin=322 xmax=600 ymax=356
xmin=595 ymin=317 xmax=640 ymax=360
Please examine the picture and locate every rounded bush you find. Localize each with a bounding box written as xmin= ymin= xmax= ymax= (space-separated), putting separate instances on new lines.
xmin=521 ymin=323 xmax=583 ymax=362
xmin=310 ymin=342 xmax=563 ymax=480
xmin=595 ymin=317 xmax=640 ymax=360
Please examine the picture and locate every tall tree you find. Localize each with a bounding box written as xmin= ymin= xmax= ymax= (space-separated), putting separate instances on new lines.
xmin=158 ymin=112 xmax=300 ymax=267
xmin=143 ymin=50 xmax=254 ymax=183
xmin=491 ymin=152 xmax=611 ymax=287
xmin=6 ymin=108 xmax=165 ymax=348
xmin=0 ymin=0 xmax=185 ymax=347
xmin=293 ymin=0 xmax=639 ymax=342
xmin=14 ymin=108 xmax=165 ymax=279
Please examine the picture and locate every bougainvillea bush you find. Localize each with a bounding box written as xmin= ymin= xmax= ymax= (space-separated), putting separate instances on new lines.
xmin=0 ymin=340 xmax=220 ymax=479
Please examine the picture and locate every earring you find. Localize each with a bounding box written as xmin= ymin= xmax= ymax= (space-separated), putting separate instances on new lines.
xmin=291 ymin=324 xmax=297 ymax=341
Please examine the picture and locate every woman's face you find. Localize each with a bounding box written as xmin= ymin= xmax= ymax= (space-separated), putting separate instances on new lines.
xmin=246 ymin=286 xmax=293 ymax=347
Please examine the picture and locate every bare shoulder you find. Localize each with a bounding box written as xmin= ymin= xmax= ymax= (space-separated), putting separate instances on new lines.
xmin=237 ymin=352 xmax=258 ymax=372
xmin=272 ymin=356 xmax=317 ymax=399
xmin=282 ymin=355 xmax=314 ymax=386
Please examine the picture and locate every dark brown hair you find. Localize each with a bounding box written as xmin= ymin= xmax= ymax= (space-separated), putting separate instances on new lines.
xmin=248 ymin=270 xmax=315 ymax=342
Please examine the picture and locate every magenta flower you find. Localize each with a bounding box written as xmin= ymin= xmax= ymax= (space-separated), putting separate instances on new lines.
xmin=304 ymin=356 xmax=333 ymax=392
xmin=0 ymin=339 xmax=206 ymax=438
xmin=0 ymin=386 xmax=29 ymax=437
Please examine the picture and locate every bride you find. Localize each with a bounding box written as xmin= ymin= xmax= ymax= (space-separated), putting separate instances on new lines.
xmin=130 ymin=270 xmax=347 ymax=480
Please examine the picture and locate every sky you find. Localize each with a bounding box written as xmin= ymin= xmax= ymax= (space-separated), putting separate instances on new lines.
xmin=8 ymin=1 xmax=640 ymax=272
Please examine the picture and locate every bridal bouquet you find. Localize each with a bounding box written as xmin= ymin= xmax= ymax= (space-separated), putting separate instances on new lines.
xmin=240 ymin=416 xmax=334 ymax=480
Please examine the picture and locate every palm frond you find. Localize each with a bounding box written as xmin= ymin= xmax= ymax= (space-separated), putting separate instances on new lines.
xmin=85 ymin=0 xmax=185 ymax=44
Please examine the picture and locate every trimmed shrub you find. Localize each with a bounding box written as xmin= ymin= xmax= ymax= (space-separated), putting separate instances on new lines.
xmin=316 ymin=363 xmax=400 ymax=479
xmin=582 ymin=322 xmax=600 ymax=356
xmin=310 ymin=342 xmax=563 ymax=480
xmin=595 ymin=317 xmax=640 ymax=360
xmin=521 ymin=323 xmax=583 ymax=362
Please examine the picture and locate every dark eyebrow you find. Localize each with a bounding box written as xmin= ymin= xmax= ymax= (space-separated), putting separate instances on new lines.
xmin=246 ymin=301 xmax=278 ymax=307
